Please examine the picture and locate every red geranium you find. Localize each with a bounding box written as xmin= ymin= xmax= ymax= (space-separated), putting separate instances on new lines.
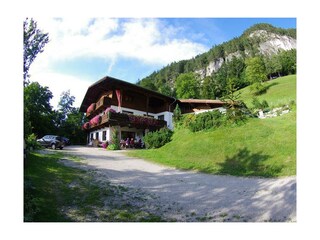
xmin=82 ymin=122 xmax=90 ymax=129
xmin=105 ymin=107 xmax=116 ymax=114
xmin=89 ymin=115 xmax=101 ymax=126
xmin=87 ymin=103 xmax=96 ymax=114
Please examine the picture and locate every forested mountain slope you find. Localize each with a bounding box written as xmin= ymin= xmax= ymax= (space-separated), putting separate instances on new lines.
xmin=137 ymin=23 xmax=296 ymax=100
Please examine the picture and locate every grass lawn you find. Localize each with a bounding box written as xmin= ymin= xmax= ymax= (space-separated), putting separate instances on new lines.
xmin=128 ymin=75 xmax=296 ymax=178
xmin=239 ymin=74 xmax=296 ymax=108
xmin=24 ymin=151 xmax=163 ymax=222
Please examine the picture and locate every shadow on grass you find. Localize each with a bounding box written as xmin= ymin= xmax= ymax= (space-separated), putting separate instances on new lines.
xmin=218 ymin=147 xmax=283 ymax=177
xmin=24 ymin=152 xmax=165 ymax=222
xmin=254 ymin=82 xmax=279 ymax=96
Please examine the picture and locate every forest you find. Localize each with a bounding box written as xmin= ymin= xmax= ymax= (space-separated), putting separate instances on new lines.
xmin=137 ymin=23 xmax=296 ymax=100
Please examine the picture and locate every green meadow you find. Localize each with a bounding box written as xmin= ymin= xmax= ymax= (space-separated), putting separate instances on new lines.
xmin=129 ymin=75 xmax=296 ymax=177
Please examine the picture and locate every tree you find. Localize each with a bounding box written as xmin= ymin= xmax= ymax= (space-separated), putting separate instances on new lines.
xmin=173 ymin=104 xmax=182 ymax=123
xmin=159 ymin=84 xmax=173 ymax=97
xmin=201 ymin=76 xmax=216 ymax=99
xmin=175 ymin=73 xmax=200 ymax=99
xmin=24 ymin=18 xmax=49 ymax=141
xmin=24 ymin=82 xmax=55 ymax=137
xmin=55 ymin=91 xmax=87 ymax=144
xmin=138 ymin=77 xmax=157 ymax=91
xmin=264 ymin=54 xmax=282 ymax=79
xmin=23 ymin=18 xmax=49 ymax=86
xmin=60 ymin=108 xmax=87 ymax=145
xmin=245 ymin=57 xmax=267 ymax=94
xmin=221 ymin=78 xmax=249 ymax=124
xmin=58 ymin=90 xmax=76 ymax=122
xmin=279 ymin=49 xmax=296 ymax=75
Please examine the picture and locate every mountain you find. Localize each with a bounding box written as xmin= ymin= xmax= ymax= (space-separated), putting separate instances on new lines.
xmin=137 ymin=23 xmax=296 ymax=99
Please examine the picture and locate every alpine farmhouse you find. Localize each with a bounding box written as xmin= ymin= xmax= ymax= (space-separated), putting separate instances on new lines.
xmin=80 ymin=76 xmax=225 ymax=145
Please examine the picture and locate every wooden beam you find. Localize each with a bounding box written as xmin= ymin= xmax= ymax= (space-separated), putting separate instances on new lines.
xmin=146 ymin=94 xmax=149 ymax=116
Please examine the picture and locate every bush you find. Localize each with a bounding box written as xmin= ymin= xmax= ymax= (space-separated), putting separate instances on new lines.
xmin=187 ymin=110 xmax=226 ymax=132
xmin=107 ymin=128 xmax=120 ymax=150
xmin=143 ymin=127 xmax=173 ymax=149
xmin=173 ymin=104 xmax=182 ymax=123
xmin=25 ymin=133 xmax=41 ymax=150
xmin=107 ymin=144 xmax=119 ymax=150
xmin=252 ymin=97 xmax=269 ymax=110
xmin=181 ymin=113 xmax=196 ymax=129
xmin=225 ymin=101 xmax=250 ymax=125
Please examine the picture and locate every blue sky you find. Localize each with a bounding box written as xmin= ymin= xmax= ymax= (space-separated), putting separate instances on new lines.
xmin=29 ymin=18 xmax=296 ymax=108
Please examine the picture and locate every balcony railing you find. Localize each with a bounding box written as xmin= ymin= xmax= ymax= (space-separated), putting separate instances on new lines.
xmin=86 ymin=96 xmax=112 ymax=118
xmin=83 ymin=112 xmax=167 ymax=131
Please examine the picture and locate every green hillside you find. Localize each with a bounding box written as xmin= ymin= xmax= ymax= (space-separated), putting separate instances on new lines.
xmin=239 ymin=74 xmax=296 ymax=108
xmin=128 ymin=75 xmax=296 ymax=177
xmin=137 ymin=23 xmax=296 ymax=100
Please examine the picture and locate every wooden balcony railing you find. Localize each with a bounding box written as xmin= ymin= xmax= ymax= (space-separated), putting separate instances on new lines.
xmin=85 ymin=112 xmax=167 ymax=130
xmin=86 ymin=96 xmax=112 ymax=118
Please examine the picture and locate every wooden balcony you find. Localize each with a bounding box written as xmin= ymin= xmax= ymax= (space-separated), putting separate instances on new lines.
xmin=88 ymin=112 xmax=167 ymax=131
xmin=86 ymin=96 xmax=112 ymax=118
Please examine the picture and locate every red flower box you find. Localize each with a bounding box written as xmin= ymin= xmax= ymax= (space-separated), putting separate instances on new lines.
xmin=87 ymin=103 xmax=96 ymax=115
xmin=82 ymin=122 xmax=90 ymax=130
xmin=89 ymin=115 xmax=101 ymax=126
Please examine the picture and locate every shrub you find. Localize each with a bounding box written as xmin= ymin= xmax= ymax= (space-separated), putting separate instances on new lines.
xmin=143 ymin=127 xmax=173 ymax=149
xmin=173 ymin=104 xmax=182 ymax=123
xmin=250 ymin=82 xmax=266 ymax=95
xmin=25 ymin=133 xmax=41 ymax=150
xmin=225 ymin=101 xmax=250 ymax=125
xmin=107 ymin=144 xmax=119 ymax=150
xmin=107 ymin=128 xmax=120 ymax=150
xmin=252 ymin=97 xmax=269 ymax=110
xmin=187 ymin=110 xmax=226 ymax=132
xmin=182 ymin=113 xmax=196 ymax=129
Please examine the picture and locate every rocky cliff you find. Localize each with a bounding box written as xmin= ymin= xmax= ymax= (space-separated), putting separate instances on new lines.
xmin=195 ymin=30 xmax=296 ymax=79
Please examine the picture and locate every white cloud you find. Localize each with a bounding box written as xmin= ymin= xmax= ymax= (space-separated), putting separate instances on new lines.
xmin=33 ymin=18 xmax=207 ymax=66
xmin=29 ymin=18 xmax=208 ymax=109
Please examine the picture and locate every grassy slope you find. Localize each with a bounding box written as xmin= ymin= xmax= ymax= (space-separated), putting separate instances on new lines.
xmin=239 ymin=74 xmax=296 ymax=108
xmin=129 ymin=75 xmax=296 ymax=177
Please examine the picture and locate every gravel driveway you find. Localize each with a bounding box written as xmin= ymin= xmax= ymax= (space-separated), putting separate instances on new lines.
xmin=61 ymin=146 xmax=296 ymax=222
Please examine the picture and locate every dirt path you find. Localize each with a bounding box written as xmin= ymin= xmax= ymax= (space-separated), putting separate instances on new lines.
xmin=61 ymin=146 xmax=296 ymax=222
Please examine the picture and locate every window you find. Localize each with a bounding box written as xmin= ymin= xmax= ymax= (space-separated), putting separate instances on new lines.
xmin=158 ymin=115 xmax=165 ymax=120
xmin=102 ymin=131 xmax=107 ymax=141
xmin=90 ymin=133 xmax=93 ymax=141
xmin=95 ymin=132 xmax=99 ymax=140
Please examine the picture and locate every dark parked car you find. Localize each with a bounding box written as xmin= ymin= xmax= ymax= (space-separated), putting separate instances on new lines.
xmin=62 ymin=137 xmax=71 ymax=145
xmin=37 ymin=135 xmax=65 ymax=150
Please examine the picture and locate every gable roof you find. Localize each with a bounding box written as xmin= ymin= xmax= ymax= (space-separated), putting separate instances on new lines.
xmin=178 ymin=99 xmax=225 ymax=105
xmin=79 ymin=75 xmax=175 ymax=112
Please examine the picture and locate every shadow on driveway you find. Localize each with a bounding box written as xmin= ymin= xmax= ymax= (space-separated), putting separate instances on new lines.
xmin=60 ymin=146 xmax=296 ymax=222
